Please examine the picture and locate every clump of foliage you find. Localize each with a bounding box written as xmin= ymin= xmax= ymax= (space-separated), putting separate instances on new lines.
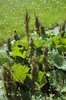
xmin=2 ymin=11 xmax=66 ymax=100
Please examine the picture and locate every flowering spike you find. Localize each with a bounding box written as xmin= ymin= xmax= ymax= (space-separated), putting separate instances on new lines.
xmin=31 ymin=51 xmax=39 ymax=86
xmin=42 ymin=45 xmax=48 ymax=72
xmin=59 ymin=21 xmax=65 ymax=37
xmin=7 ymin=38 xmax=12 ymax=52
xmin=2 ymin=64 xmax=17 ymax=99
xmin=24 ymin=10 xmax=30 ymax=41
xmin=13 ymin=30 xmax=20 ymax=41
xmin=35 ymin=16 xmax=40 ymax=36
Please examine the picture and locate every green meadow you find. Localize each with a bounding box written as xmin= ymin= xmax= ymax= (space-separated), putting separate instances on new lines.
xmin=0 ymin=0 xmax=66 ymax=45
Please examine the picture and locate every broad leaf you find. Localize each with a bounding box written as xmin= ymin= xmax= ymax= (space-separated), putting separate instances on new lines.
xmin=37 ymin=71 xmax=46 ymax=88
xmin=61 ymin=86 xmax=66 ymax=93
xmin=49 ymin=49 xmax=66 ymax=70
xmin=12 ymin=40 xmax=28 ymax=59
xmin=34 ymin=37 xmax=44 ymax=48
xmin=11 ymin=64 xmax=30 ymax=83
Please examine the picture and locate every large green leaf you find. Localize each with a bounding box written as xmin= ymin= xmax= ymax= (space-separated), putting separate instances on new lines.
xmin=52 ymin=36 xmax=60 ymax=45
xmin=61 ymin=86 xmax=66 ymax=93
xmin=34 ymin=37 xmax=44 ymax=48
xmin=37 ymin=71 xmax=46 ymax=88
xmin=12 ymin=37 xmax=28 ymax=49
xmin=49 ymin=49 xmax=66 ymax=70
xmin=11 ymin=64 xmax=30 ymax=83
xmin=12 ymin=40 xmax=28 ymax=59
xmin=59 ymin=38 xmax=66 ymax=45
xmin=12 ymin=49 xmax=27 ymax=59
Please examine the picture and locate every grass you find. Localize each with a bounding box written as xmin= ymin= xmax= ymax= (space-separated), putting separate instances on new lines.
xmin=0 ymin=0 xmax=66 ymax=45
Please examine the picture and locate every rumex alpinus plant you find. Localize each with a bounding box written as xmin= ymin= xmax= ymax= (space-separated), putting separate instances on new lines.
xmin=2 ymin=11 xmax=66 ymax=99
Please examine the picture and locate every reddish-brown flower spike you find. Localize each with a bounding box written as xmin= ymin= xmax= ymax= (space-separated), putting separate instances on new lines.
xmin=7 ymin=38 xmax=12 ymax=52
xmin=2 ymin=64 xmax=17 ymax=98
xmin=31 ymin=51 xmax=39 ymax=84
xmin=42 ymin=45 xmax=48 ymax=56
xmin=35 ymin=16 xmax=40 ymax=35
xmin=13 ymin=30 xmax=20 ymax=41
xmin=40 ymin=25 xmax=45 ymax=36
xmin=24 ymin=10 xmax=30 ymax=38
xmin=42 ymin=45 xmax=48 ymax=72
xmin=59 ymin=21 xmax=65 ymax=37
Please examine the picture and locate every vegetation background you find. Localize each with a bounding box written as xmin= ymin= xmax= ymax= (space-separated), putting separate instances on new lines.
xmin=0 ymin=0 xmax=66 ymax=45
